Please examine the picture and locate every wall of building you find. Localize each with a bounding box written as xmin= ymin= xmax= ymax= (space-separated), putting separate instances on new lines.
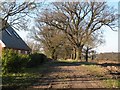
xmin=0 ymin=43 xmax=2 ymax=58
xmin=4 ymin=47 xmax=30 ymax=55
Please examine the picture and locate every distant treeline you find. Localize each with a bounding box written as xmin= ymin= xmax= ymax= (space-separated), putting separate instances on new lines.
xmin=96 ymin=52 xmax=119 ymax=61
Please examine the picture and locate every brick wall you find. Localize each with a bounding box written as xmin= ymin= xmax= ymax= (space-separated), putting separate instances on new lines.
xmin=0 ymin=43 xmax=2 ymax=57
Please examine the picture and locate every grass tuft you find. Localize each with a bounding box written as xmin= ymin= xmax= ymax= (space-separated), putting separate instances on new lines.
xmin=103 ymin=79 xmax=120 ymax=88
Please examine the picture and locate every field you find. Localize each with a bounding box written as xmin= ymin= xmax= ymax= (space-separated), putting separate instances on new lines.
xmin=2 ymin=59 xmax=120 ymax=89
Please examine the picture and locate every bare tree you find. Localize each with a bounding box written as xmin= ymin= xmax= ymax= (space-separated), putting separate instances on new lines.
xmin=25 ymin=39 xmax=42 ymax=53
xmin=37 ymin=2 xmax=117 ymax=60
xmin=0 ymin=1 xmax=43 ymax=30
xmin=83 ymin=32 xmax=105 ymax=62
xmin=31 ymin=22 xmax=67 ymax=60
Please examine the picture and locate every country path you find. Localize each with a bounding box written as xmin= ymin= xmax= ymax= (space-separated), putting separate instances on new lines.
xmin=27 ymin=60 xmax=117 ymax=89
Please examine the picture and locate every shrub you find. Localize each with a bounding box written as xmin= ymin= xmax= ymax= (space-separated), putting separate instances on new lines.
xmin=2 ymin=49 xmax=29 ymax=73
xmin=27 ymin=53 xmax=47 ymax=67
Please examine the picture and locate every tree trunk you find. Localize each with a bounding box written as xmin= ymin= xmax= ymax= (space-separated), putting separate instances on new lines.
xmin=91 ymin=55 xmax=94 ymax=60
xmin=70 ymin=53 xmax=73 ymax=59
xmin=54 ymin=54 xmax=57 ymax=60
xmin=51 ymin=49 xmax=56 ymax=60
xmin=64 ymin=51 xmax=67 ymax=60
xmin=73 ymin=47 xmax=76 ymax=60
xmin=85 ymin=47 xmax=89 ymax=62
xmin=75 ymin=46 xmax=83 ymax=60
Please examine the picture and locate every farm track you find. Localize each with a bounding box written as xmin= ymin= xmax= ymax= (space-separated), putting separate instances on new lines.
xmin=27 ymin=60 xmax=120 ymax=89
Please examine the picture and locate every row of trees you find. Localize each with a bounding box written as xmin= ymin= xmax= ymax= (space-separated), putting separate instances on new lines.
xmin=0 ymin=1 xmax=117 ymax=61
xmin=31 ymin=2 xmax=117 ymax=61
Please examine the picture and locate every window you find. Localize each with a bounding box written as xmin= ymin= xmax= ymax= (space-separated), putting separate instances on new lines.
xmin=6 ymin=29 xmax=12 ymax=36
xmin=18 ymin=50 xmax=21 ymax=53
xmin=25 ymin=51 xmax=28 ymax=54
xmin=21 ymin=50 xmax=25 ymax=54
xmin=13 ymin=31 xmax=19 ymax=38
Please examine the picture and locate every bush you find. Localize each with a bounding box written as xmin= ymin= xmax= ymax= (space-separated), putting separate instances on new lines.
xmin=2 ymin=49 xmax=29 ymax=73
xmin=27 ymin=53 xmax=47 ymax=67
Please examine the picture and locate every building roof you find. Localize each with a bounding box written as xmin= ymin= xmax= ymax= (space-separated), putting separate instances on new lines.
xmin=0 ymin=26 xmax=31 ymax=51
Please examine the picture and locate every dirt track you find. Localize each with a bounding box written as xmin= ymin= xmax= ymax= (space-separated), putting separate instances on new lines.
xmin=28 ymin=60 xmax=120 ymax=89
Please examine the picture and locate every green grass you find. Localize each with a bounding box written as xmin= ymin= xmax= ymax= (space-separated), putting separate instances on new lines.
xmin=80 ymin=64 xmax=108 ymax=78
xmin=58 ymin=59 xmax=79 ymax=63
xmin=103 ymin=79 xmax=120 ymax=88
xmin=2 ymin=62 xmax=50 ymax=89
xmin=2 ymin=59 xmax=119 ymax=89
xmin=2 ymin=73 xmax=41 ymax=87
xmin=81 ymin=63 xmax=120 ymax=88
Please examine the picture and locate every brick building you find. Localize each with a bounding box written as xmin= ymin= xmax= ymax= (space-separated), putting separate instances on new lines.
xmin=0 ymin=25 xmax=31 ymax=57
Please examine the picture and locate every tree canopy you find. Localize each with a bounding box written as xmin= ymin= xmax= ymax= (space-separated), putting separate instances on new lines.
xmin=34 ymin=2 xmax=117 ymax=60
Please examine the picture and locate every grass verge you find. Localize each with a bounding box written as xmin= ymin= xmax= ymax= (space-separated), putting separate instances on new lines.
xmin=2 ymin=62 xmax=50 ymax=89
xmin=103 ymin=79 xmax=120 ymax=88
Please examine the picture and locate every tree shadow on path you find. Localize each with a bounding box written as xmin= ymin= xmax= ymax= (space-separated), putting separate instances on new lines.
xmin=26 ymin=60 xmax=120 ymax=89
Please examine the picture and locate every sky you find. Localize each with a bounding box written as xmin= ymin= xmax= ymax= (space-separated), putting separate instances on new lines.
xmin=16 ymin=0 xmax=119 ymax=53
xmin=96 ymin=1 xmax=118 ymax=53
